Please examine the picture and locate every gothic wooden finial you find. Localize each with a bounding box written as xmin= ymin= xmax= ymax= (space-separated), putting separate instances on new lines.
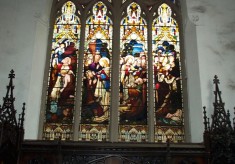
xmin=203 ymin=106 xmax=208 ymax=131
xmin=207 ymin=118 xmax=210 ymax=131
xmin=211 ymin=75 xmax=230 ymax=132
xmin=0 ymin=70 xmax=17 ymax=126
xmin=18 ymin=114 xmax=21 ymax=127
xmin=213 ymin=75 xmax=219 ymax=84
xmin=227 ymin=110 xmax=232 ymax=126
xmin=20 ymin=103 xmax=26 ymax=128
xmin=9 ymin=69 xmax=15 ymax=78
xmin=234 ymin=107 xmax=235 ymax=131
xmin=207 ymin=75 xmax=234 ymax=163
xmin=0 ymin=70 xmax=26 ymax=164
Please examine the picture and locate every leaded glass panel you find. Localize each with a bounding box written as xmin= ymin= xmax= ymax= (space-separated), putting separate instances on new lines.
xmin=43 ymin=1 xmax=81 ymax=140
xmin=119 ymin=2 xmax=148 ymax=142
xmin=79 ymin=1 xmax=112 ymax=141
xmin=42 ymin=0 xmax=185 ymax=143
xmin=152 ymin=3 xmax=184 ymax=143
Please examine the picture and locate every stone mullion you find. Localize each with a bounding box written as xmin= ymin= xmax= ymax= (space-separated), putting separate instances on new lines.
xmin=109 ymin=2 xmax=121 ymax=142
xmin=73 ymin=12 xmax=86 ymax=141
xmin=147 ymin=14 xmax=155 ymax=142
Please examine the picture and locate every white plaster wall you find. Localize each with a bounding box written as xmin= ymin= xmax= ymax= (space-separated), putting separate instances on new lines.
xmin=0 ymin=0 xmax=36 ymax=105
xmin=0 ymin=0 xmax=52 ymax=139
xmin=186 ymin=0 xmax=235 ymax=141
xmin=0 ymin=0 xmax=234 ymax=142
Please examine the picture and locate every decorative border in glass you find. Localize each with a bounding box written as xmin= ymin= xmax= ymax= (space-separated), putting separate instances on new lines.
xmin=119 ymin=125 xmax=148 ymax=142
xmin=155 ymin=126 xmax=184 ymax=143
xmin=43 ymin=123 xmax=73 ymax=140
xmin=79 ymin=124 xmax=109 ymax=141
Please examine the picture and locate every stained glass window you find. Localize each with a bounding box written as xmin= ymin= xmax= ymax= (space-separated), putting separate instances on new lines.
xmin=43 ymin=1 xmax=81 ymax=140
xmin=43 ymin=0 xmax=184 ymax=143
xmin=79 ymin=1 xmax=113 ymax=141
xmin=152 ymin=3 xmax=184 ymax=142
xmin=119 ymin=2 xmax=148 ymax=142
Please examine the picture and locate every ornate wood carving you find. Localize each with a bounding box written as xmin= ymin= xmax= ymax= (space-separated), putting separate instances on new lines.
xmin=0 ymin=70 xmax=26 ymax=163
xmin=1 ymin=71 xmax=235 ymax=164
xmin=203 ymin=75 xmax=235 ymax=164
xmin=19 ymin=140 xmax=208 ymax=164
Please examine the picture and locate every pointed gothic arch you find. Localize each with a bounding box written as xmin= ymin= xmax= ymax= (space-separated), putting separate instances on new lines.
xmin=40 ymin=0 xmax=188 ymax=143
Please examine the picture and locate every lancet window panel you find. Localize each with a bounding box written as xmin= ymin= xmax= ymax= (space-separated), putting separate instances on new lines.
xmin=119 ymin=2 xmax=148 ymax=142
xmin=79 ymin=1 xmax=113 ymax=142
xmin=152 ymin=3 xmax=184 ymax=143
xmin=43 ymin=1 xmax=81 ymax=140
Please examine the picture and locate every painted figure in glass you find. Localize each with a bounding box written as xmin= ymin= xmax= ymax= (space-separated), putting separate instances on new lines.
xmin=119 ymin=2 xmax=147 ymax=125
xmin=44 ymin=1 xmax=80 ymax=140
xmin=81 ymin=2 xmax=112 ymax=124
xmin=152 ymin=4 xmax=183 ymax=126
